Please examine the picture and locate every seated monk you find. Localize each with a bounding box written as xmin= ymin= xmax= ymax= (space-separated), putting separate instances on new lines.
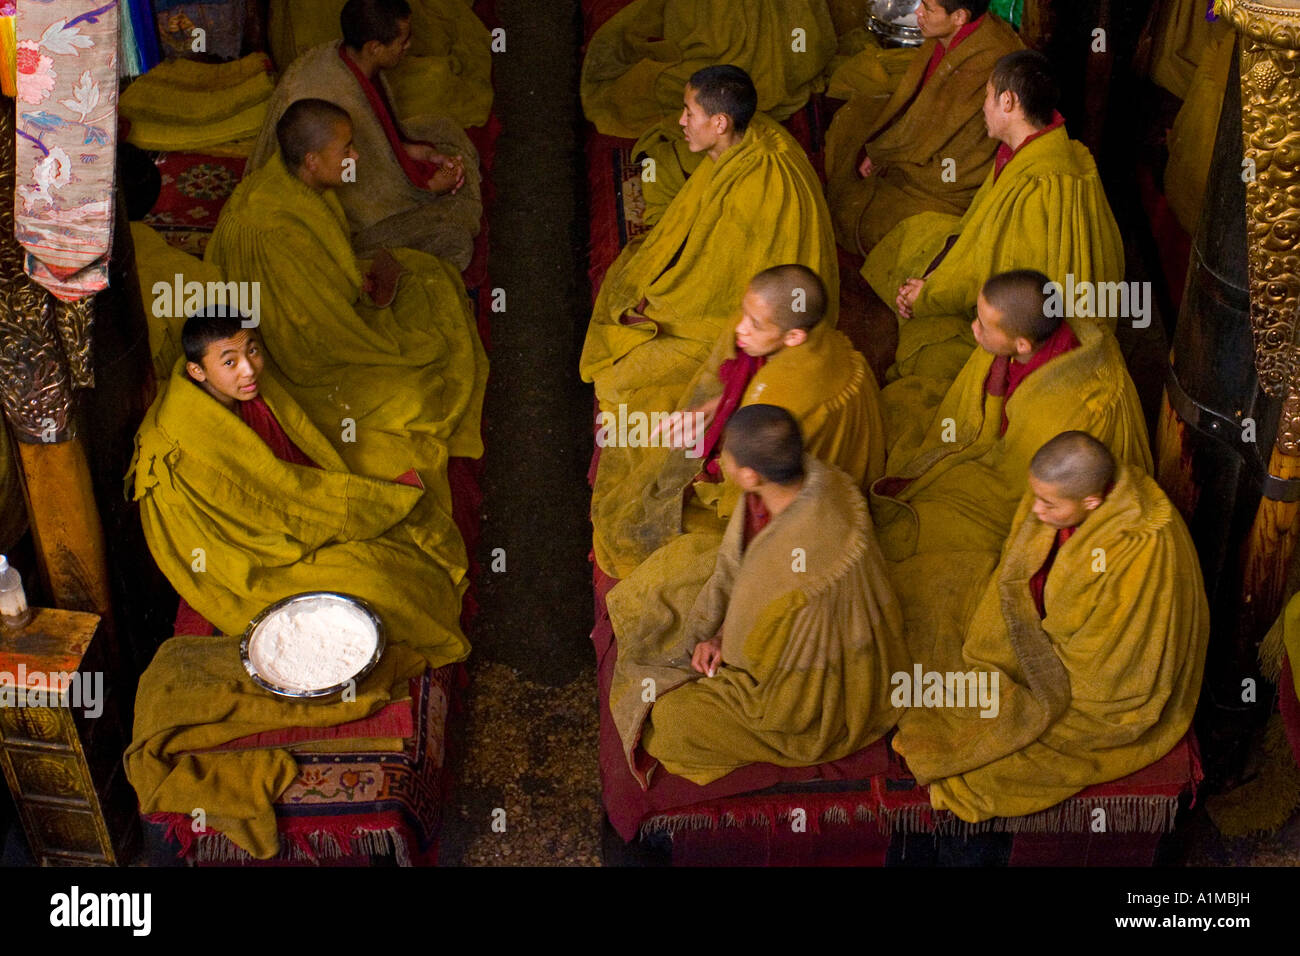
xmin=581 ymin=65 xmax=839 ymax=431
xmin=826 ymin=0 xmax=1023 ymax=257
xmin=872 ymin=270 xmax=1152 ymax=664
xmin=893 ymin=431 xmax=1209 ymax=822
xmin=130 ymin=309 xmax=471 ymax=668
xmin=593 ymin=264 xmax=885 ymax=580
xmin=250 ymin=0 xmax=482 ymax=269
xmin=208 ymin=98 xmax=488 ymax=502
xmin=609 ymin=405 xmax=907 ymax=787
xmin=862 ymin=49 xmax=1124 ymax=385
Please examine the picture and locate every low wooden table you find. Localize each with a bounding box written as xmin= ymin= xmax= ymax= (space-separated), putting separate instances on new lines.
xmin=0 ymin=607 xmax=137 ymax=865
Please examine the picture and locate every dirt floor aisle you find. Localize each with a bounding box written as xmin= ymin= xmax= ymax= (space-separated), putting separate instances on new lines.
xmin=437 ymin=0 xmax=604 ymax=866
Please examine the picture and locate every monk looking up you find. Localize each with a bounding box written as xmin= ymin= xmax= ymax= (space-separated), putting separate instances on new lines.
xmin=581 ymin=64 xmax=839 ymax=438
xmin=609 ymin=405 xmax=907 ymax=787
xmin=131 ymin=309 xmax=471 ymax=667
xmin=250 ymin=0 xmax=481 ymax=269
xmin=893 ymin=432 xmax=1208 ymax=822
xmin=826 ymin=0 xmax=1022 ymax=257
xmin=862 ymin=49 xmax=1124 ymax=385
xmin=208 ymin=98 xmax=488 ymax=509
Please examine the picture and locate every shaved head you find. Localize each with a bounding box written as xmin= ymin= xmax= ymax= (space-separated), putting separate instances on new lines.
xmin=748 ymin=264 xmax=827 ymax=333
xmin=724 ymin=404 xmax=805 ymax=485
xmin=277 ymin=98 xmax=352 ymax=172
xmin=981 ymin=269 xmax=1060 ymax=345
xmin=1030 ymin=431 xmax=1115 ymax=500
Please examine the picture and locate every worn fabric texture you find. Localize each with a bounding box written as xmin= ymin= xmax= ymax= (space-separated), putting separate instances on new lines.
xmin=581 ymin=112 xmax=838 ymax=428
xmin=581 ymin=0 xmax=836 ymax=139
xmin=1147 ymin=0 xmax=1221 ymax=100
xmin=130 ymin=358 xmax=471 ymax=667
xmin=125 ymin=634 xmax=426 ymax=859
xmin=862 ymin=125 xmax=1124 ymax=385
xmin=249 ymin=41 xmax=482 ymax=269
xmin=892 ymin=466 xmax=1209 ymax=822
xmin=205 ymin=152 xmax=488 ymax=506
xmin=1164 ymin=20 xmax=1234 ymax=234
xmin=610 ymin=458 xmax=907 ymax=787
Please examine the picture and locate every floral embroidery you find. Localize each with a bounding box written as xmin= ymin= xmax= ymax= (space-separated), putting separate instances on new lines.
xmin=15 ymin=39 xmax=55 ymax=104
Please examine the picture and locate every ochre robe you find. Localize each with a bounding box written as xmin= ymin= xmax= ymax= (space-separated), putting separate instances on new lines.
xmin=612 ymin=458 xmax=907 ymax=786
xmin=581 ymin=112 xmax=838 ymax=425
xmin=893 ymin=465 xmax=1209 ymax=822
xmin=130 ymin=221 xmax=226 ymax=381
xmin=1165 ymin=21 xmax=1235 ymax=234
xmin=580 ymin=0 xmax=837 ymax=140
xmin=1147 ymin=0 xmax=1225 ymax=100
xmin=205 ymin=152 xmax=488 ymax=507
xmin=266 ymin=0 xmax=494 ymax=129
xmin=825 ymin=14 xmax=1023 ymax=256
xmin=862 ymin=124 xmax=1124 ymax=385
xmin=130 ymin=359 xmax=471 ymax=667
xmin=249 ymin=41 xmax=482 ymax=269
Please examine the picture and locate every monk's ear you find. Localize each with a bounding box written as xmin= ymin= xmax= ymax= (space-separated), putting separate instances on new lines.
xmin=1082 ymin=493 xmax=1104 ymax=512
xmin=1001 ymin=89 xmax=1019 ymax=116
xmin=734 ymin=464 xmax=762 ymax=491
xmin=713 ymin=112 xmax=731 ymax=137
xmin=783 ymin=328 xmax=808 ymax=348
xmin=185 ymin=360 xmax=207 ymax=383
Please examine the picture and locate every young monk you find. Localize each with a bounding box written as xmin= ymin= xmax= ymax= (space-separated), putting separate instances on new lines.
xmin=208 ymin=98 xmax=488 ymax=504
xmin=581 ymin=65 xmax=839 ymax=445
xmin=826 ymin=0 xmax=1023 ymax=257
xmin=893 ymin=431 xmax=1209 ymax=822
xmin=250 ymin=0 xmax=481 ymax=268
xmin=871 ymin=270 xmax=1151 ymax=663
xmin=131 ymin=308 xmax=471 ymax=668
xmin=593 ymin=264 xmax=885 ymax=580
xmin=862 ymin=49 xmax=1124 ymax=384
xmin=609 ymin=405 xmax=907 ymax=787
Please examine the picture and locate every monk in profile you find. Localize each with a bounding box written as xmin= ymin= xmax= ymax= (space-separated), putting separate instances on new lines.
xmin=893 ymin=432 xmax=1208 ymax=822
xmin=826 ymin=0 xmax=1022 ymax=257
xmin=609 ymin=405 xmax=907 ymax=787
xmin=251 ymin=0 xmax=481 ymax=268
xmin=862 ymin=49 xmax=1124 ymax=384
xmin=581 ymin=64 xmax=839 ymax=431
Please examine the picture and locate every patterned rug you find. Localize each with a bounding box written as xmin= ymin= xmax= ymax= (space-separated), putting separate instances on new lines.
xmin=141 ymin=151 xmax=248 ymax=257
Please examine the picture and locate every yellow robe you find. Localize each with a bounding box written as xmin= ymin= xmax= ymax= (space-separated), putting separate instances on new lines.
xmin=893 ymin=466 xmax=1209 ymax=822
xmin=581 ymin=113 xmax=839 ymax=424
xmin=1148 ymin=0 xmax=1223 ymax=100
xmin=1165 ymin=21 xmax=1235 ymax=234
xmin=205 ymin=153 xmax=488 ymax=505
xmin=130 ymin=221 xmax=226 ymax=382
xmin=580 ymin=0 xmax=837 ymax=140
xmin=130 ymin=359 xmax=470 ymax=668
xmin=612 ymin=458 xmax=907 ymax=786
xmin=826 ymin=14 xmax=1023 ymax=256
xmin=266 ymin=0 xmax=494 ymax=128
xmin=862 ymin=124 xmax=1125 ymax=384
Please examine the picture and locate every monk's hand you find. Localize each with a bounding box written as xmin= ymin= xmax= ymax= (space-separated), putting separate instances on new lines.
xmin=897 ymin=278 xmax=925 ymax=318
xmin=858 ymin=153 xmax=875 ymax=178
xmin=691 ymin=639 xmax=723 ymax=677
xmin=404 ymin=142 xmax=439 ymax=164
xmin=427 ymin=155 xmax=466 ymax=195
xmin=364 ymin=249 xmax=404 ymax=307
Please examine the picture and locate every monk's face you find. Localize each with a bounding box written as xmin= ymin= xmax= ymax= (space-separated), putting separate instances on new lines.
xmin=983 ymin=79 xmax=1016 ymax=140
xmin=308 ymin=119 xmax=360 ymax=189
xmin=1028 ymin=474 xmax=1102 ymax=529
xmin=373 ymin=18 xmax=413 ymax=70
xmin=972 ymin=292 xmax=1023 ymax=357
xmin=720 ymin=448 xmax=761 ymax=492
xmin=735 ymin=288 xmax=804 ymax=357
xmin=680 ymin=84 xmax=724 ymax=155
xmin=916 ymin=0 xmax=967 ymax=44
xmin=187 ymin=330 xmax=264 ymax=409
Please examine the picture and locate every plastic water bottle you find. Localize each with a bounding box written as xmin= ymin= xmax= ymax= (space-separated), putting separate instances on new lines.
xmin=0 ymin=555 xmax=33 ymax=630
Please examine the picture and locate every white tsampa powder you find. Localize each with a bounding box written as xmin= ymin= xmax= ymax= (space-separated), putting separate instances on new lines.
xmin=250 ymin=598 xmax=378 ymax=691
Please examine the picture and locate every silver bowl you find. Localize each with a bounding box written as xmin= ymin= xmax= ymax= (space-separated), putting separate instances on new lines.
xmin=240 ymin=592 xmax=386 ymax=700
xmin=868 ymin=0 xmax=924 ymax=47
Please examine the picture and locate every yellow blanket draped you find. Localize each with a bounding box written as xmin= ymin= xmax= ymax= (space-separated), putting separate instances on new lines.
xmin=205 ymin=153 xmax=488 ymax=507
xmin=0 ymin=424 xmax=25 ymax=553
xmin=267 ymin=0 xmax=494 ymax=128
xmin=1165 ymin=21 xmax=1235 ymax=234
xmin=581 ymin=0 xmax=837 ymax=139
xmin=119 ymin=54 xmax=274 ymax=155
xmin=892 ymin=466 xmax=1209 ymax=822
xmin=826 ymin=15 xmax=1023 ymax=256
xmin=130 ymin=221 xmax=226 ymax=382
xmin=593 ymin=321 xmax=884 ymax=579
xmin=125 ymin=635 xmax=427 ymax=859
xmin=131 ymin=359 xmax=471 ymax=668
xmin=249 ymin=41 xmax=482 ymax=269
xmin=581 ymin=113 xmax=839 ymax=425
xmin=862 ymin=125 xmax=1124 ymax=384
xmin=1147 ymin=0 xmax=1222 ymax=100
xmin=612 ymin=459 xmax=907 ymax=786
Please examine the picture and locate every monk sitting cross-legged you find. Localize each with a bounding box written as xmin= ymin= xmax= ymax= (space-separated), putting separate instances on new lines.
xmin=862 ymin=49 xmax=1124 ymax=387
xmin=609 ymin=405 xmax=908 ymax=788
xmin=580 ymin=65 xmax=839 ymax=431
xmin=251 ymin=0 xmax=482 ymax=269
xmin=130 ymin=309 xmax=471 ymax=669
xmin=825 ymin=0 xmax=1023 ymax=257
xmin=208 ymin=98 xmax=488 ymax=505
xmin=893 ymin=431 xmax=1209 ymax=822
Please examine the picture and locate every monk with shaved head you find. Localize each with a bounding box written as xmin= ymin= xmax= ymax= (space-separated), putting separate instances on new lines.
xmin=892 ymin=430 xmax=1209 ymax=822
